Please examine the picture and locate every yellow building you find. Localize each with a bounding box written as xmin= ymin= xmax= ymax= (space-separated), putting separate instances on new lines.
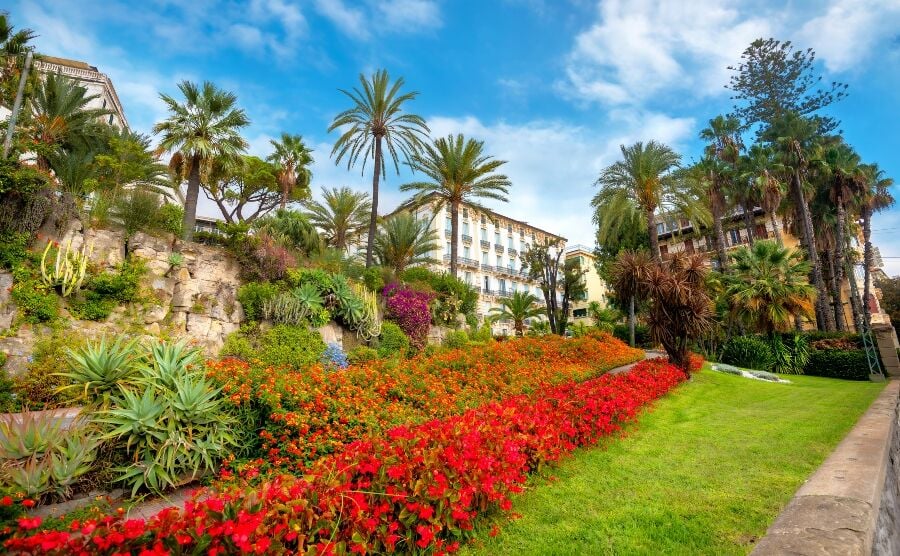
xmin=565 ymin=245 xmax=608 ymax=325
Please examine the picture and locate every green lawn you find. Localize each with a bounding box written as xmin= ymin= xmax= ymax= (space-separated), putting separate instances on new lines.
xmin=464 ymin=367 xmax=885 ymax=556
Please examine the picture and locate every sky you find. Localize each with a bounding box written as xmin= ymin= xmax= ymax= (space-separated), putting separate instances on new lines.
xmin=12 ymin=0 xmax=900 ymax=272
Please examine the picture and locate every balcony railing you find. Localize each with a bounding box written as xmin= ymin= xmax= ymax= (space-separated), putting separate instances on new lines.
xmin=508 ymin=248 xmax=517 ymax=257
xmin=460 ymin=257 xmax=479 ymax=268
xmin=494 ymin=244 xmax=504 ymax=253
xmin=480 ymin=263 xmax=494 ymax=272
xmin=480 ymin=240 xmax=491 ymax=250
xmin=462 ymin=234 xmax=473 ymax=244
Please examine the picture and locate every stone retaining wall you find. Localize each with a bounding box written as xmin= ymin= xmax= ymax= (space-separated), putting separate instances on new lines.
xmin=752 ymin=380 xmax=900 ymax=555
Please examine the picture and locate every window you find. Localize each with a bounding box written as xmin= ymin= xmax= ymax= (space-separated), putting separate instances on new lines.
xmin=520 ymin=229 xmax=525 ymax=239
xmin=445 ymin=242 xmax=451 ymax=255
xmin=508 ymin=259 xmax=515 ymax=271
xmin=684 ymin=239 xmax=695 ymax=254
xmin=464 ymin=271 xmax=472 ymax=284
xmin=499 ymin=279 xmax=507 ymax=293
xmin=494 ymin=231 xmax=500 ymax=244
xmin=657 ymin=222 xmax=665 ymax=235
xmin=531 ymin=233 xmax=536 ymax=242
xmin=463 ymin=208 xmax=469 ymax=218
xmin=483 ymin=276 xmax=490 ymax=291
xmin=463 ymin=222 xmax=469 ymax=235
xmin=511 ymin=281 xmax=517 ymax=292
xmin=446 ymin=217 xmax=451 ymax=230
xmin=729 ymin=229 xmax=741 ymax=246
xmin=507 ymin=225 xmax=512 ymax=233
xmin=482 ymin=252 xmax=489 ymax=265
xmin=523 ymin=284 xmax=529 ymax=294
xmin=508 ymin=236 xmax=514 ymax=249
xmin=463 ymin=246 xmax=470 ymax=258
xmin=496 ymin=255 xmax=503 ymax=268
xmin=481 ymin=228 xmax=487 ymax=241
xmin=573 ymin=308 xmax=588 ymax=318
xmin=481 ymin=215 xmax=486 ymax=225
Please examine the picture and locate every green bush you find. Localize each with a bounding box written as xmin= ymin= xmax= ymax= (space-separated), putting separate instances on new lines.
xmin=721 ymin=336 xmax=775 ymax=372
xmin=0 ymin=367 xmax=16 ymax=412
xmin=768 ymin=333 xmax=810 ymax=374
xmin=399 ymin=267 xmax=478 ymax=324
xmin=805 ymin=349 xmax=870 ymax=381
xmin=377 ymin=322 xmax=410 ymax=359
xmin=0 ymin=231 xmax=29 ymax=270
xmin=361 ymin=266 xmax=385 ymax=293
xmin=10 ymin=277 xmax=58 ymax=323
xmin=12 ymin=332 xmax=84 ymax=409
xmin=220 ymin=330 xmax=257 ymax=361
xmin=86 ymin=261 xmax=144 ymax=303
xmin=347 ymin=345 xmax=380 ymax=365
xmin=155 ymin=203 xmax=184 ymax=237
xmin=257 ymin=325 xmax=326 ymax=369
xmin=443 ymin=329 xmax=469 ymax=349
xmin=236 ymin=282 xmax=280 ymax=322
xmin=69 ymin=294 xmax=118 ymax=321
xmin=286 ymin=268 xmax=332 ymax=292
xmin=469 ymin=323 xmax=493 ymax=343
xmin=612 ymin=323 xmax=653 ymax=348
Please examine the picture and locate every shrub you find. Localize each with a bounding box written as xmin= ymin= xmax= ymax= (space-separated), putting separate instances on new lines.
xmin=0 ymin=231 xmax=29 ymax=270
xmin=443 ymin=329 xmax=469 ymax=349
xmin=236 ymin=282 xmax=280 ymax=322
xmin=0 ymin=367 xmax=16 ymax=412
xmin=768 ymin=333 xmax=810 ymax=374
xmin=400 ymin=267 xmax=479 ymax=324
xmin=382 ymin=283 xmax=432 ymax=349
xmin=470 ymin=323 xmax=493 ymax=343
xmin=346 ymin=345 xmax=379 ymax=365
xmin=262 ymin=285 xmax=329 ymax=327
xmin=377 ymin=321 xmax=410 ymax=359
xmin=86 ymin=260 xmax=144 ymax=303
xmin=154 ymin=203 xmax=184 ymax=237
xmin=219 ymin=330 xmax=256 ymax=361
xmin=612 ymin=323 xmax=653 ymax=348
xmin=802 ymin=331 xmax=863 ymax=349
xmin=256 ymin=325 xmax=326 ymax=369
xmin=12 ymin=333 xmax=83 ymax=409
xmin=721 ymin=336 xmax=775 ymax=372
xmin=10 ymin=276 xmax=58 ymax=324
xmin=805 ymin=349 xmax=870 ymax=380
xmin=361 ymin=266 xmax=385 ymax=293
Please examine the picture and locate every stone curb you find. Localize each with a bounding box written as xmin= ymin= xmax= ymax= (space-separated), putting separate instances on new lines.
xmin=752 ymin=379 xmax=900 ymax=555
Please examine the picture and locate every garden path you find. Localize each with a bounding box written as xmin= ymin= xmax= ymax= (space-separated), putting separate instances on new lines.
xmin=607 ymin=350 xmax=664 ymax=375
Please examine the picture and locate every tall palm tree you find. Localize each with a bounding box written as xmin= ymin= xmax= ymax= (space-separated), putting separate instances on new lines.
xmin=679 ymin=159 xmax=729 ymax=268
xmin=699 ymin=115 xmax=745 ymax=260
xmin=329 ymin=69 xmax=429 ymax=268
xmin=267 ymin=133 xmax=313 ymax=209
xmin=489 ymin=291 xmax=544 ymax=336
xmin=742 ymin=145 xmax=785 ymax=246
xmin=401 ymin=134 xmax=511 ymax=278
xmin=27 ymin=73 xmax=111 ymax=170
xmin=594 ymin=141 xmax=689 ymax=262
xmin=154 ymin=81 xmax=249 ymax=241
xmin=0 ymin=11 xmax=36 ymax=110
xmin=763 ymin=112 xmax=833 ymax=331
xmin=858 ymin=163 xmax=895 ymax=327
xmin=373 ymin=211 xmax=439 ymax=273
xmin=725 ymin=240 xmax=816 ymax=334
xmin=303 ymin=186 xmax=372 ymax=251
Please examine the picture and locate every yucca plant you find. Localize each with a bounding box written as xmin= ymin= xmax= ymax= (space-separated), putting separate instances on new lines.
xmin=40 ymin=239 xmax=93 ymax=297
xmin=0 ymin=411 xmax=66 ymax=460
xmin=59 ymin=336 xmax=140 ymax=406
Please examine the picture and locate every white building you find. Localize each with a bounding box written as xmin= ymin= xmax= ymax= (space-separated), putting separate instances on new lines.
xmin=33 ymin=56 xmax=128 ymax=129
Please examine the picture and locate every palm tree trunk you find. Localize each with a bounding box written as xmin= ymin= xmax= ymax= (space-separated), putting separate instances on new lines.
xmin=628 ymin=295 xmax=636 ymax=347
xmin=825 ymin=249 xmax=845 ymax=331
xmin=769 ymin=212 xmax=783 ymax=247
xmin=863 ymin=206 xmax=874 ymax=328
xmin=712 ymin=202 xmax=728 ymax=270
xmin=449 ymin=199 xmax=459 ymax=278
xmin=365 ymin=136 xmax=383 ymax=268
xmin=832 ymin=199 xmax=847 ymax=331
xmin=791 ymin=170 xmax=833 ymax=331
xmin=279 ymin=179 xmax=289 ymax=210
xmin=647 ymin=208 xmax=660 ymax=262
xmin=182 ymin=154 xmax=201 ymax=242
xmin=742 ymin=202 xmax=755 ymax=245
xmin=844 ymin=242 xmax=863 ymax=332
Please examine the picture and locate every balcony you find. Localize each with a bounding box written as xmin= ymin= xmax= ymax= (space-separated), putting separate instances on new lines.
xmin=462 ymin=234 xmax=473 ymax=244
xmin=508 ymin=248 xmax=517 ymax=257
xmin=480 ymin=240 xmax=491 ymax=250
xmin=494 ymin=244 xmax=504 ymax=253
xmin=480 ymin=263 xmax=494 ymax=272
xmin=460 ymin=257 xmax=479 ymax=268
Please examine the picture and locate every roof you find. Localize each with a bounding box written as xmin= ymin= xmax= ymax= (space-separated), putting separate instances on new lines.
xmin=565 ymin=244 xmax=595 ymax=256
xmin=39 ymin=56 xmax=97 ymax=71
xmin=389 ymin=192 xmax=567 ymax=242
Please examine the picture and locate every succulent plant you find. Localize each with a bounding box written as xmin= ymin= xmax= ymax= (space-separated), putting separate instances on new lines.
xmin=40 ymin=239 xmax=92 ymax=297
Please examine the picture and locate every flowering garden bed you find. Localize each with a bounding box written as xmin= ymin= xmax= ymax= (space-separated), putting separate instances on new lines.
xmin=208 ymin=332 xmax=644 ymax=468
xmin=4 ymin=355 xmax=690 ymax=554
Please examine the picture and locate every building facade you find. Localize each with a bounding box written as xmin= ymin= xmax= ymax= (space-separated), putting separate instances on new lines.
xmin=32 ymin=56 xmax=129 ymax=129
xmin=388 ymin=194 xmax=566 ymax=335
xmin=565 ymin=245 xmax=608 ymax=325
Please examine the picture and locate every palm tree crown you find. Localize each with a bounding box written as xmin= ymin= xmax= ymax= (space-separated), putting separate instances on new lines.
xmin=303 ymin=186 xmax=372 ymax=251
xmin=401 ymin=133 xmax=511 ymax=278
xmin=267 ymin=133 xmax=313 ymax=209
xmin=373 ymin=211 xmax=439 ymax=273
xmin=328 ymin=69 xmax=429 ymax=268
xmin=489 ymin=291 xmax=544 ymax=336
xmin=153 ymin=80 xmax=249 ymax=241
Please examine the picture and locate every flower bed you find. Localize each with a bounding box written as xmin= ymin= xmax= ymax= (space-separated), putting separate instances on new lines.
xmin=208 ymin=333 xmax=643 ymax=467
xmin=4 ymin=357 xmax=688 ymax=555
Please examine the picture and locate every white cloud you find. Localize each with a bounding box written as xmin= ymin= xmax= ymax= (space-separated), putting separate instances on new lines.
xmin=314 ymin=0 xmax=370 ymax=40
xmin=376 ymin=0 xmax=442 ymax=29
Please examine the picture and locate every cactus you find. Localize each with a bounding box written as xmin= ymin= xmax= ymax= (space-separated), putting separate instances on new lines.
xmin=40 ymin=239 xmax=93 ymax=297
xmin=351 ymin=281 xmax=382 ymax=341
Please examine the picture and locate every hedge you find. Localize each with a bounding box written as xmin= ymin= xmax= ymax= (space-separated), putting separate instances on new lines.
xmin=804 ymin=349 xmax=870 ymax=381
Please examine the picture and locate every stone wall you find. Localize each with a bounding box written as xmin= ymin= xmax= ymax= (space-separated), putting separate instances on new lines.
xmin=0 ymin=223 xmax=244 ymax=374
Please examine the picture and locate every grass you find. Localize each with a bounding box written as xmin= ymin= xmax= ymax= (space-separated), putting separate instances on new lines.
xmin=463 ymin=365 xmax=886 ymax=556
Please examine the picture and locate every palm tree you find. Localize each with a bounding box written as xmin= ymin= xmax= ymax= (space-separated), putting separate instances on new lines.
xmin=303 ymin=186 xmax=372 ymax=251
xmin=0 ymin=11 xmax=36 ymax=109
xmin=267 ymin=133 xmax=313 ymax=209
xmin=154 ymin=81 xmax=249 ymax=241
xmin=373 ymin=211 xmax=439 ymax=273
xmin=255 ymin=209 xmax=323 ymax=256
xmin=329 ymin=69 xmax=429 ymax=268
xmin=763 ymin=112 xmax=832 ymax=331
xmin=679 ymin=159 xmax=729 ymax=268
xmin=742 ymin=145 xmax=785 ymax=246
xmin=858 ymin=164 xmax=895 ymax=327
xmin=489 ymin=291 xmax=544 ymax=336
xmin=27 ymin=73 xmax=111 ymax=170
xmin=725 ymin=240 xmax=816 ymax=334
xmin=594 ymin=141 xmax=688 ymax=262
xmin=401 ymin=134 xmax=511 ymax=278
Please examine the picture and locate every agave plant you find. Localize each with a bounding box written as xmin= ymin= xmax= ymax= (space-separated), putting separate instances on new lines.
xmin=136 ymin=338 xmax=202 ymax=391
xmin=60 ymin=336 xmax=140 ymax=405
xmin=49 ymin=432 xmax=98 ymax=497
xmin=0 ymin=411 xmax=66 ymax=460
xmin=99 ymin=387 xmax=166 ymax=454
xmin=262 ymin=284 xmax=325 ymax=325
xmin=40 ymin=239 xmax=93 ymax=297
xmin=6 ymin=457 xmax=52 ymax=497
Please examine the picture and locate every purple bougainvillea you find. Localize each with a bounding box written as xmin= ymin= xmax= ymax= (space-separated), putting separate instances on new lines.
xmin=382 ymin=283 xmax=433 ymax=349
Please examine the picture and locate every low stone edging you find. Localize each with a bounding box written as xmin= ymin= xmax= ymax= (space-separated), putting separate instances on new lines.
xmin=752 ymin=380 xmax=900 ymax=555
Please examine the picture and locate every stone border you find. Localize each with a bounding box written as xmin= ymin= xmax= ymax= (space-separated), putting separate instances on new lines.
xmin=752 ymin=380 xmax=899 ymax=555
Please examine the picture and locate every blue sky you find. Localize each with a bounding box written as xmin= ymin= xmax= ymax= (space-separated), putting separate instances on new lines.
xmin=13 ymin=0 xmax=900 ymax=271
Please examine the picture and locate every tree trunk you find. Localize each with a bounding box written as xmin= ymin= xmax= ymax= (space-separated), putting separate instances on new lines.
xmin=863 ymin=206 xmax=874 ymax=328
xmin=845 ymin=248 xmax=863 ymax=332
xmin=365 ymin=136 xmax=383 ymax=268
xmin=712 ymin=201 xmax=728 ymax=271
xmin=182 ymin=154 xmax=201 ymax=242
xmin=824 ymin=249 xmax=845 ymax=331
xmin=769 ymin=212 xmax=783 ymax=247
xmin=449 ymin=199 xmax=459 ymax=278
xmin=832 ymin=198 xmax=847 ymax=331
xmin=742 ymin=201 xmax=755 ymax=245
xmin=647 ymin=208 xmax=660 ymax=262
xmin=791 ymin=169 xmax=833 ymax=331
xmin=628 ymin=295 xmax=636 ymax=347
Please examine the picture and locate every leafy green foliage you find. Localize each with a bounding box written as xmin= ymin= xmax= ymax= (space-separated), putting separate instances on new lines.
xmin=768 ymin=333 xmax=810 ymax=375
xmin=221 ymin=324 xmax=326 ymax=370
xmin=400 ymin=266 xmax=479 ymax=323
xmin=346 ymin=345 xmax=379 ymax=365
xmin=721 ymin=336 xmax=775 ymax=372
xmin=59 ymin=337 xmax=140 ymax=406
xmin=612 ymin=323 xmax=652 ymax=348
xmin=0 ymin=231 xmax=29 ymax=270
xmin=255 ymin=209 xmax=322 ymax=256
xmin=155 ymin=203 xmax=184 ymax=237
xmin=39 ymin=239 xmax=90 ymax=298
xmin=443 ymin=329 xmax=469 ymax=349
xmin=10 ymin=273 xmax=58 ymax=323
xmin=236 ymin=281 xmax=279 ymax=322
xmin=804 ymin=350 xmax=869 ymax=381
xmin=377 ymin=321 xmax=410 ymax=358
xmin=262 ymin=284 xmax=329 ymax=327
